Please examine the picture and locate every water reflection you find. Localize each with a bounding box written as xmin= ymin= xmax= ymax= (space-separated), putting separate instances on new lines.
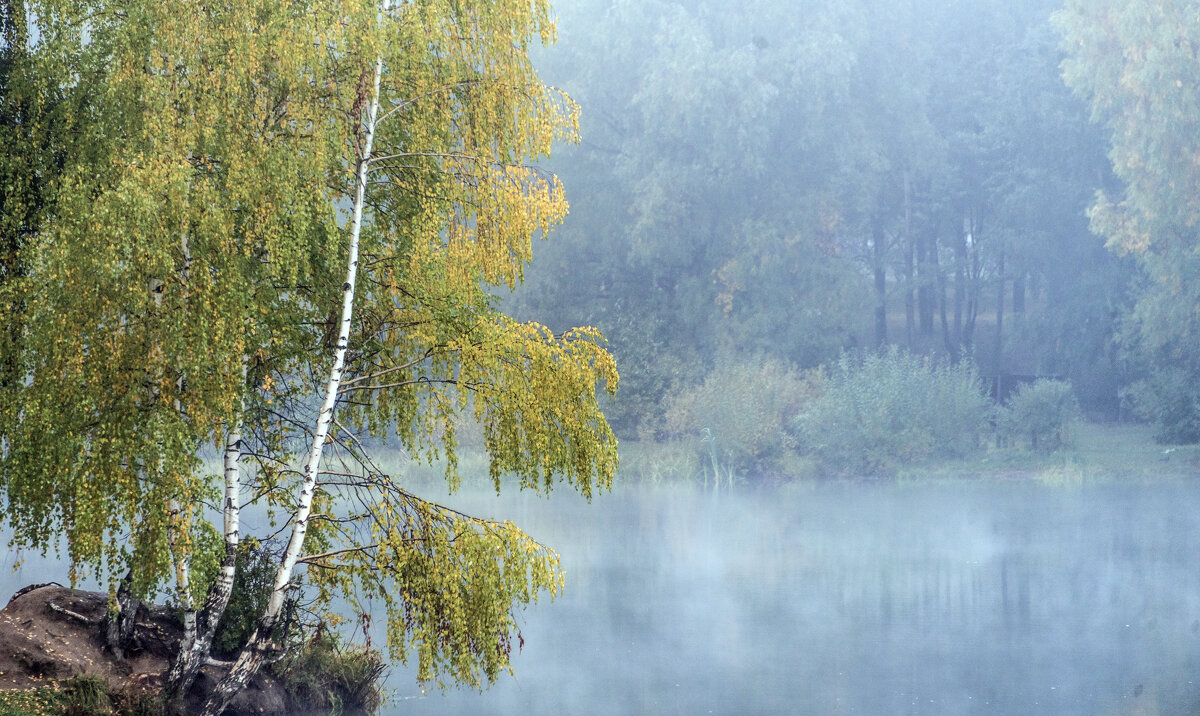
xmin=385 ymin=481 xmax=1200 ymax=715
xmin=4 ymin=480 xmax=1200 ymax=714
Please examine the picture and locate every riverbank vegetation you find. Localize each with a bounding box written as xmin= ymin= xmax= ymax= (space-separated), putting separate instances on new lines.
xmin=4 ymin=0 xmax=1200 ymax=712
xmin=389 ymin=357 xmax=1170 ymax=489
xmin=505 ymin=0 xmax=1200 ymax=460
xmin=613 ymin=421 xmax=1194 ymax=489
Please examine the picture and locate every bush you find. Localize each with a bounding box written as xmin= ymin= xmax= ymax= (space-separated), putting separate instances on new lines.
xmin=212 ymin=539 xmax=299 ymax=657
xmin=792 ymin=348 xmax=991 ymax=476
xmin=274 ymin=630 xmax=386 ymax=716
xmin=660 ymin=358 xmax=809 ymax=480
xmin=1000 ymin=379 xmax=1079 ymax=453
xmin=1127 ymin=367 xmax=1200 ymax=444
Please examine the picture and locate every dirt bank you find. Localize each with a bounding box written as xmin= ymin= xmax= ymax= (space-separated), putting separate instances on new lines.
xmin=0 ymin=583 xmax=287 ymax=714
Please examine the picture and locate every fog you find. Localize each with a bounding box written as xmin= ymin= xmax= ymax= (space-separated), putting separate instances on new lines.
xmin=4 ymin=454 xmax=1199 ymax=712
xmin=351 ymin=481 xmax=1200 ymax=715
xmin=5 ymin=480 xmax=1199 ymax=713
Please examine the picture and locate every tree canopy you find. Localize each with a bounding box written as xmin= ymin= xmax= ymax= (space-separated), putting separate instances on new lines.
xmin=511 ymin=0 xmax=1118 ymax=442
xmin=1058 ymin=0 xmax=1200 ymax=441
xmin=0 ymin=0 xmax=617 ymax=711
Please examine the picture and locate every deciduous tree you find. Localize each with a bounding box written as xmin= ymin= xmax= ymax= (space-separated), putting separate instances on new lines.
xmin=1058 ymin=0 xmax=1200 ymax=439
xmin=0 ymin=0 xmax=617 ymax=711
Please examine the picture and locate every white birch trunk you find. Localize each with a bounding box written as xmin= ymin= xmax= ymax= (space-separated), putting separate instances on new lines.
xmin=200 ymin=56 xmax=383 ymax=716
xmin=164 ymin=393 xmax=243 ymax=702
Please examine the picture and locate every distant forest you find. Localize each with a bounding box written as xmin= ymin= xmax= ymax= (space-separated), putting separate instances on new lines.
xmin=507 ymin=0 xmax=1197 ymax=446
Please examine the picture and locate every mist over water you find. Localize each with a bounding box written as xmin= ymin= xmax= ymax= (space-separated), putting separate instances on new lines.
xmin=5 ymin=479 xmax=1200 ymax=714
xmin=382 ymin=480 xmax=1200 ymax=715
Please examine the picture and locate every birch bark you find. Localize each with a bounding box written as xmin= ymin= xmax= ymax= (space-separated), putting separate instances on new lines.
xmin=200 ymin=55 xmax=383 ymax=716
xmin=164 ymin=400 xmax=243 ymax=702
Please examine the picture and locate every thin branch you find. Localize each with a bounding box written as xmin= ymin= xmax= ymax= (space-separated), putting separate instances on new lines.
xmin=339 ymin=350 xmax=437 ymax=386
xmin=296 ymin=543 xmax=380 ymax=565
xmin=337 ymin=376 xmax=468 ymax=394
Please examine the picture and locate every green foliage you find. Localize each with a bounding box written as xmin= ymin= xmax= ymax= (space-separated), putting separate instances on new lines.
xmin=211 ymin=539 xmax=296 ymax=657
xmin=793 ymin=348 xmax=991 ymax=477
xmin=999 ymin=379 xmax=1080 ymax=453
xmin=273 ymin=631 xmax=386 ymax=716
xmin=1058 ymin=0 xmax=1200 ymax=438
xmin=61 ymin=674 xmax=111 ymax=716
xmin=1127 ymin=367 xmax=1200 ymax=445
xmin=1114 ymin=249 xmax=1200 ymax=444
xmin=661 ymin=358 xmax=808 ymax=479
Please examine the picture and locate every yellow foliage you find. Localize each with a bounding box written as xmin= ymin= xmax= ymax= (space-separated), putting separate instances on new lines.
xmin=3 ymin=0 xmax=613 ymax=692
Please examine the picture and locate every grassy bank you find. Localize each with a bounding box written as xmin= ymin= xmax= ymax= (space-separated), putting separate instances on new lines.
xmin=359 ymin=421 xmax=1200 ymax=494
xmin=902 ymin=422 xmax=1200 ymax=483
xmin=613 ymin=421 xmax=1200 ymax=488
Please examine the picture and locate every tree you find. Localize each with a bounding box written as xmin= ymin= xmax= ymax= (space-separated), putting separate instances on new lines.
xmin=0 ymin=1 xmax=617 ymax=712
xmin=0 ymin=0 xmax=69 ymax=458
xmin=1057 ymin=0 xmax=1200 ymax=439
xmin=511 ymin=0 xmax=870 ymax=436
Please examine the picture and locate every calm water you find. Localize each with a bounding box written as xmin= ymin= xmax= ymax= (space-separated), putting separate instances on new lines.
xmin=6 ymin=479 xmax=1200 ymax=714
xmin=382 ymin=480 xmax=1200 ymax=715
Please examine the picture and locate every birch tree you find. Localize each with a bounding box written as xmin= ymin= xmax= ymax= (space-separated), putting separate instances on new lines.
xmin=1 ymin=0 xmax=616 ymax=710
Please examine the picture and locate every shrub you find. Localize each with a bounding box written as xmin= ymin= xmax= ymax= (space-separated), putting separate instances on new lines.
xmin=792 ymin=348 xmax=991 ymax=476
xmin=274 ymin=630 xmax=386 ymax=716
xmin=1127 ymin=367 xmax=1200 ymax=444
xmin=1000 ymin=379 xmax=1079 ymax=453
xmin=660 ymin=358 xmax=809 ymax=479
xmin=212 ymin=538 xmax=299 ymax=657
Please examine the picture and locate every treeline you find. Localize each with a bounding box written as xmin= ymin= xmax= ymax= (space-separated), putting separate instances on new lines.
xmin=509 ymin=0 xmax=1184 ymax=447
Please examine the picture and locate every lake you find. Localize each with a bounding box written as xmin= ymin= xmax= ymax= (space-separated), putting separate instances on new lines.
xmin=382 ymin=479 xmax=1200 ymax=715
xmin=6 ymin=479 xmax=1200 ymax=714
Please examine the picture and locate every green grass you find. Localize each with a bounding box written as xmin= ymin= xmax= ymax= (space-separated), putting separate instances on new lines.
xmin=0 ymin=674 xmax=155 ymax=716
xmin=0 ymin=687 xmax=67 ymax=716
xmin=616 ymin=421 xmax=1200 ymax=486
xmin=900 ymin=422 xmax=1200 ymax=483
xmin=1072 ymin=422 xmax=1200 ymax=476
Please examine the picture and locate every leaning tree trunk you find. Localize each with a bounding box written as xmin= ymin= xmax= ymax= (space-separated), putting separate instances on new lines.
xmin=199 ymin=56 xmax=382 ymax=716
